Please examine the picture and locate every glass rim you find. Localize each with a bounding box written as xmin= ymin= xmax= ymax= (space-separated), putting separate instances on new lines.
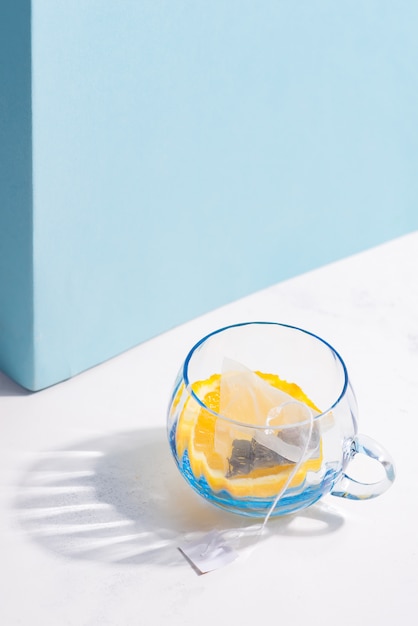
xmin=182 ymin=321 xmax=349 ymax=429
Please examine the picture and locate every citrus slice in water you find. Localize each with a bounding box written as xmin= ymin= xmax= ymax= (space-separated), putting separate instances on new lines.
xmin=175 ymin=372 xmax=323 ymax=499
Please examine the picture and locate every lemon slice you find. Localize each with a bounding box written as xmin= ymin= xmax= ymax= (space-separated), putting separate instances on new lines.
xmin=175 ymin=372 xmax=323 ymax=499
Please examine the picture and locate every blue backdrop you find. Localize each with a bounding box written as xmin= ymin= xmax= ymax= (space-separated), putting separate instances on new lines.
xmin=1 ymin=0 xmax=417 ymax=389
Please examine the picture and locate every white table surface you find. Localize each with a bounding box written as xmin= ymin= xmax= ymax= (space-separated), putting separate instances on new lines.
xmin=1 ymin=232 xmax=417 ymax=626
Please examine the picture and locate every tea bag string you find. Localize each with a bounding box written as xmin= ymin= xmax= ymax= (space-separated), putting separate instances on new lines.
xmin=180 ymin=403 xmax=316 ymax=571
xmin=260 ymin=403 xmax=315 ymax=532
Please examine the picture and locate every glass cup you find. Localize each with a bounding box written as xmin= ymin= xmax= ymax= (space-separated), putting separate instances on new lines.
xmin=167 ymin=322 xmax=395 ymax=518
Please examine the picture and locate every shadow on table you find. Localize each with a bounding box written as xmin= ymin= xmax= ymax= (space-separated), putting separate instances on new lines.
xmin=0 ymin=370 xmax=31 ymax=396
xmin=14 ymin=427 xmax=345 ymax=567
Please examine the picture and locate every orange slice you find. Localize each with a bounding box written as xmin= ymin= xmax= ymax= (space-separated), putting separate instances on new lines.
xmin=175 ymin=372 xmax=323 ymax=499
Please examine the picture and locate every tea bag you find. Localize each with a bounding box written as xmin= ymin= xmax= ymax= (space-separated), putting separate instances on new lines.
xmin=180 ymin=360 xmax=321 ymax=573
xmin=216 ymin=358 xmax=320 ymax=474
xmin=255 ymin=401 xmax=320 ymax=462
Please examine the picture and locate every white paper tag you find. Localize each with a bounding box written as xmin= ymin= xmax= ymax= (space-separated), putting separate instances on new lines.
xmin=178 ymin=530 xmax=239 ymax=574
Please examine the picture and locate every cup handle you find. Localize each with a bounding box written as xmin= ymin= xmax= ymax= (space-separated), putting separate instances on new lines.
xmin=331 ymin=434 xmax=396 ymax=500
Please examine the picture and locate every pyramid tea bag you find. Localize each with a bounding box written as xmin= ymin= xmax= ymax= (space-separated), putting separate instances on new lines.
xmin=219 ymin=358 xmax=293 ymax=426
xmin=215 ymin=358 xmax=320 ymax=474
